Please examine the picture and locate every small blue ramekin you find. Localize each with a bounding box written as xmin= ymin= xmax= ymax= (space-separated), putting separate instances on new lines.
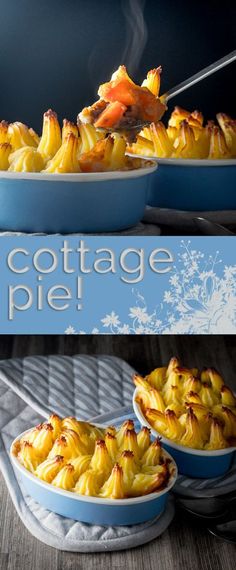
xmin=0 ymin=163 xmax=156 ymax=234
xmin=10 ymin=427 xmax=177 ymax=526
xmin=133 ymin=390 xmax=236 ymax=479
xmin=127 ymin=155 xmax=236 ymax=211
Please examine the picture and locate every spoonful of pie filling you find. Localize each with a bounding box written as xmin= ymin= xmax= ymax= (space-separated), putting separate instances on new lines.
xmin=78 ymin=65 xmax=167 ymax=132
xmin=79 ymin=51 xmax=236 ymax=133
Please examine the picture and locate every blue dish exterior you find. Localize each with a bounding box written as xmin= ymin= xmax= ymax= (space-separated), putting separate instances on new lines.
xmin=17 ymin=471 xmax=167 ymax=525
xmin=0 ymin=175 xmax=150 ymax=233
xmin=133 ymin=393 xmax=235 ymax=479
xmin=147 ymin=164 xmax=236 ymax=211
xmin=159 ymin=443 xmax=234 ymax=478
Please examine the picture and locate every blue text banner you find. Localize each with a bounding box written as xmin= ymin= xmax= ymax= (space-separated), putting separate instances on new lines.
xmin=0 ymin=236 xmax=235 ymax=334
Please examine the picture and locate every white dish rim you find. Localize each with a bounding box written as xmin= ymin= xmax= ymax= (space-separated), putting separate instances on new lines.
xmin=0 ymin=162 xmax=157 ymax=182
xmin=133 ymin=388 xmax=236 ymax=457
xmin=126 ymin=153 xmax=236 ymax=167
xmin=10 ymin=424 xmax=178 ymax=506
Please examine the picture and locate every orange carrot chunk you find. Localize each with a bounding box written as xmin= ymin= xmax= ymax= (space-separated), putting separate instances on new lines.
xmin=94 ymin=101 xmax=127 ymax=129
xmin=99 ymin=79 xmax=138 ymax=107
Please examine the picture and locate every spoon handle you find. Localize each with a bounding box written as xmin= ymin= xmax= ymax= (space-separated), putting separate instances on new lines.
xmin=162 ymin=50 xmax=236 ymax=102
xmin=193 ymin=217 xmax=235 ymax=236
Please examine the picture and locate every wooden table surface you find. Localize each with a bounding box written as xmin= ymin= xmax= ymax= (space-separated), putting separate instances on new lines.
xmin=1 ymin=334 xmax=236 ymax=570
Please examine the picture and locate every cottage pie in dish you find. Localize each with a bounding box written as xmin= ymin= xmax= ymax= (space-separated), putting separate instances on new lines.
xmin=134 ymin=357 xmax=236 ymax=451
xmin=12 ymin=416 xmax=175 ymax=499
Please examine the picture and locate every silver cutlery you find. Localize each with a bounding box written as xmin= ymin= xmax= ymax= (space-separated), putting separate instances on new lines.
xmin=193 ymin=217 xmax=235 ymax=236
xmin=108 ymin=50 xmax=236 ymax=132
xmin=161 ymin=50 xmax=236 ymax=103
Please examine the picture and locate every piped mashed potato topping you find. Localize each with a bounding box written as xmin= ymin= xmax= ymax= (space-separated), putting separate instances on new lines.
xmin=128 ymin=108 xmax=236 ymax=159
xmin=0 ymin=110 xmax=151 ymax=173
xmin=1 ymin=65 xmax=235 ymax=172
xmin=12 ymin=416 xmax=175 ymax=499
xmin=134 ymin=357 xmax=236 ymax=450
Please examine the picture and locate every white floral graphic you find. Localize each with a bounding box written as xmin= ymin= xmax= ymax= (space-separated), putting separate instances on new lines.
xmin=65 ymin=325 xmax=77 ymax=335
xmin=65 ymin=241 xmax=236 ymax=335
xmin=101 ymin=311 xmax=121 ymax=329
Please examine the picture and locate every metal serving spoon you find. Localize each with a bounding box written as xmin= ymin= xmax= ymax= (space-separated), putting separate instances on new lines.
xmin=161 ymin=49 xmax=236 ymax=103
xmin=176 ymin=495 xmax=236 ymax=542
xmin=108 ymin=49 xmax=236 ymax=133
xmin=208 ymin=519 xmax=236 ymax=544
xmin=176 ymin=494 xmax=236 ymax=519
xmin=193 ymin=217 xmax=235 ymax=236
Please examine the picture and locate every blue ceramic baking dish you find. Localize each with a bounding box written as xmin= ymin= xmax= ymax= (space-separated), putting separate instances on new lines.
xmin=133 ymin=390 xmax=236 ymax=479
xmin=146 ymin=158 xmax=236 ymax=211
xmin=0 ymin=163 xmax=156 ymax=234
xmin=126 ymin=154 xmax=236 ymax=211
xmin=10 ymin=427 xmax=177 ymax=526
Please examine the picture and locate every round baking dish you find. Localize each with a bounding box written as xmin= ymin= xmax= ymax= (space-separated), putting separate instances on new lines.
xmin=127 ymin=154 xmax=236 ymax=211
xmin=0 ymin=163 xmax=156 ymax=233
xmin=133 ymin=389 xmax=236 ymax=479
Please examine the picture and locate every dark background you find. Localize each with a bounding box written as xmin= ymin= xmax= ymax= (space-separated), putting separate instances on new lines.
xmin=0 ymin=0 xmax=235 ymax=132
xmin=0 ymin=334 xmax=235 ymax=390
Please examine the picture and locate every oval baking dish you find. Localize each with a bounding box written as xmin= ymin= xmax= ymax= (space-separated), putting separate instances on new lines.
xmin=10 ymin=426 xmax=177 ymax=526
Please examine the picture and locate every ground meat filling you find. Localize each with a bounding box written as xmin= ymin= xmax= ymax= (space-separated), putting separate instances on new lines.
xmin=78 ymin=100 xmax=146 ymax=130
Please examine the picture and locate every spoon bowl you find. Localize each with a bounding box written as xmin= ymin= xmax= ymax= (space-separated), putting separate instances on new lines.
xmin=176 ymin=495 xmax=236 ymax=518
xmin=208 ymin=519 xmax=236 ymax=544
xmin=193 ymin=217 xmax=235 ymax=236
